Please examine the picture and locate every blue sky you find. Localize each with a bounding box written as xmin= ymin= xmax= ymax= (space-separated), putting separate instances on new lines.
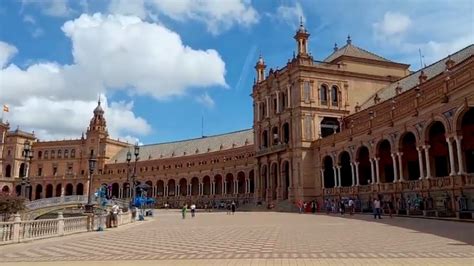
xmin=0 ymin=0 xmax=472 ymax=144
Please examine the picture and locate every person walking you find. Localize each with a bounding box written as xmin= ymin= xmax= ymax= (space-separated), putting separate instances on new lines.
xmin=325 ymin=199 xmax=331 ymax=214
xmin=190 ymin=203 xmax=196 ymax=218
xmin=231 ymin=201 xmax=236 ymax=215
xmin=181 ymin=204 xmax=187 ymax=219
xmin=348 ymin=198 xmax=354 ymax=215
xmin=303 ymin=202 xmax=307 ymax=213
xmin=112 ymin=202 xmax=119 ymax=227
xmin=311 ymin=201 xmax=316 ymax=214
xmin=373 ymin=198 xmax=382 ymax=219
xmin=339 ymin=200 xmax=345 ymax=215
xmin=298 ymin=200 xmax=303 ymax=214
xmin=226 ymin=202 xmax=231 ymax=215
xmin=387 ymin=200 xmax=394 ymax=218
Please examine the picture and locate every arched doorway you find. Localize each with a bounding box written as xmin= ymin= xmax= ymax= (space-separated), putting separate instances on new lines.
xmin=111 ymin=183 xmax=120 ymax=198
xmin=237 ymin=172 xmax=245 ymax=194
xmin=123 ymin=182 xmax=130 ymax=198
xmin=261 ymin=165 xmax=267 ymax=199
xmin=65 ymin=183 xmax=74 ymax=196
xmin=191 ymin=177 xmax=199 ymax=196
xmin=339 ymin=151 xmax=352 ymax=186
xmin=378 ymin=140 xmax=394 ymax=183
xmin=179 ymin=178 xmax=187 ymax=196
xmin=461 ymin=108 xmax=474 ymax=173
xmin=35 ymin=184 xmax=43 ymax=200
xmin=270 ymin=163 xmax=278 ymax=200
xmin=5 ymin=165 xmax=12 ymax=177
xmin=356 ymin=146 xmax=371 ymax=185
xmin=1 ymin=185 xmax=10 ymax=194
xmin=203 ymin=176 xmax=211 ymax=195
xmin=400 ymin=132 xmax=420 ymax=180
xmin=262 ymin=130 xmax=269 ymax=148
xmin=156 ymin=180 xmax=164 ymax=197
xmin=55 ymin=184 xmax=62 ymax=197
xmin=249 ymin=170 xmax=255 ymax=193
xmin=427 ymin=121 xmax=449 ymax=177
xmin=167 ymin=179 xmax=175 ymax=196
xmin=76 ymin=183 xmax=84 ymax=195
xmin=145 ymin=181 xmax=153 ymax=197
xmin=282 ymin=161 xmax=290 ymax=199
xmin=225 ymin=173 xmax=234 ymax=195
xmin=46 ymin=184 xmax=53 ymax=198
xmin=15 ymin=185 xmax=21 ymax=196
xmin=282 ymin=123 xmax=290 ymax=144
xmin=214 ymin=175 xmax=223 ymax=195
xmin=323 ymin=156 xmax=335 ymax=188
xmin=19 ymin=163 xmax=26 ymax=178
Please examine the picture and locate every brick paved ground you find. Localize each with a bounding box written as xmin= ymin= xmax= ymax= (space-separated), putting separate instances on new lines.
xmin=0 ymin=211 xmax=473 ymax=265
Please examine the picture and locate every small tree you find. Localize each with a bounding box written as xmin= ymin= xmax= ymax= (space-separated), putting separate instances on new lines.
xmin=0 ymin=193 xmax=26 ymax=221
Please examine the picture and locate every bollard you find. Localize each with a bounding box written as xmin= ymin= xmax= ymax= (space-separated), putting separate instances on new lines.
xmin=12 ymin=213 xmax=21 ymax=243
xmin=57 ymin=212 xmax=65 ymax=236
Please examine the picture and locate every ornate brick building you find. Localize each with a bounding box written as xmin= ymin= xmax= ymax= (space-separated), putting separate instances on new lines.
xmin=1 ymin=23 xmax=473 ymax=212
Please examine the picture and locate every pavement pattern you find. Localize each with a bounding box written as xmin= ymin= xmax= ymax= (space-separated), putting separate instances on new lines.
xmin=0 ymin=210 xmax=473 ymax=265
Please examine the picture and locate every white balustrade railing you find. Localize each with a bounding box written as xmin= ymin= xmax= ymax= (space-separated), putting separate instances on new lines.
xmin=0 ymin=222 xmax=14 ymax=244
xmin=21 ymin=219 xmax=59 ymax=240
xmin=0 ymin=210 xmax=134 ymax=245
xmin=64 ymin=217 xmax=88 ymax=234
xmin=26 ymin=195 xmax=92 ymax=210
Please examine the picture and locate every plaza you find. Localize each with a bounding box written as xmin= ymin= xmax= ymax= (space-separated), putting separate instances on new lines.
xmin=0 ymin=211 xmax=473 ymax=265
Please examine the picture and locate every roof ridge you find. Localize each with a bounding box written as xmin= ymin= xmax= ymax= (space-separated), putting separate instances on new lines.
xmin=139 ymin=128 xmax=253 ymax=147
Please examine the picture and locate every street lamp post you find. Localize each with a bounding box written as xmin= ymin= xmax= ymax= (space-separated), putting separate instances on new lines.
xmin=126 ymin=150 xmax=132 ymax=199
xmin=85 ymin=155 xmax=97 ymax=213
xmin=21 ymin=140 xmax=33 ymax=199
xmin=132 ymin=144 xmax=140 ymax=201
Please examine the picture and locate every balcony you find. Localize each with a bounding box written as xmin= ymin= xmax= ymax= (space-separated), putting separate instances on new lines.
xmin=256 ymin=143 xmax=288 ymax=157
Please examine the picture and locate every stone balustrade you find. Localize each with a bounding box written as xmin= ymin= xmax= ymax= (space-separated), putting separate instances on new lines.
xmin=0 ymin=210 xmax=133 ymax=246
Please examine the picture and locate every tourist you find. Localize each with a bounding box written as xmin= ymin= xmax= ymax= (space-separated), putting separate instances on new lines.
xmin=226 ymin=202 xmax=231 ymax=215
xmin=348 ymin=198 xmax=354 ymax=215
xmin=311 ymin=201 xmax=316 ymax=214
xmin=190 ymin=203 xmax=196 ymax=218
xmin=231 ymin=201 xmax=236 ymax=215
xmin=325 ymin=199 xmax=331 ymax=214
xmin=373 ymin=198 xmax=382 ymax=219
xmin=339 ymin=200 xmax=345 ymax=215
xmin=297 ymin=200 xmax=303 ymax=214
xmin=331 ymin=200 xmax=336 ymax=213
xmin=181 ymin=204 xmax=187 ymax=219
xmin=303 ymin=202 xmax=307 ymax=213
xmin=112 ymin=202 xmax=119 ymax=227
xmin=387 ymin=200 xmax=394 ymax=218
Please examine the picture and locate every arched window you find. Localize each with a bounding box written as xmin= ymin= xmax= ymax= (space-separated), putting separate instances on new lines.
xmin=5 ymin=165 xmax=12 ymax=177
xmin=38 ymin=151 xmax=43 ymax=159
xmin=51 ymin=150 xmax=55 ymax=159
xmin=331 ymin=85 xmax=339 ymax=106
xmin=64 ymin=149 xmax=69 ymax=158
xmin=44 ymin=151 xmax=48 ymax=159
xmin=262 ymin=130 xmax=269 ymax=148
xmin=71 ymin=149 xmax=76 ymax=158
xmin=57 ymin=150 xmax=62 ymax=159
xmin=320 ymin=84 xmax=328 ymax=105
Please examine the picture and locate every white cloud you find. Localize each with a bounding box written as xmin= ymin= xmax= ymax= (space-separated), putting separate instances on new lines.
xmin=196 ymin=93 xmax=215 ymax=108
xmin=147 ymin=0 xmax=259 ymax=35
xmin=0 ymin=41 xmax=18 ymax=68
xmin=275 ymin=2 xmax=305 ymax=28
xmin=8 ymin=96 xmax=151 ymax=141
xmin=373 ymin=12 xmax=411 ymax=42
xmin=23 ymin=14 xmax=36 ymax=24
xmin=22 ymin=0 xmax=72 ymax=17
xmin=108 ymin=0 xmax=147 ymax=19
xmin=0 ymin=13 xmax=227 ymax=140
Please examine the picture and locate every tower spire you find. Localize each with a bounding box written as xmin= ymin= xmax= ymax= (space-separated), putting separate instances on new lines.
xmin=294 ymin=18 xmax=310 ymax=57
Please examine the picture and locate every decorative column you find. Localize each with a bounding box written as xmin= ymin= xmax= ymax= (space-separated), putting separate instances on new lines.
xmin=336 ymin=166 xmax=342 ymax=187
xmin=416 ymin=147 xmax=425 ymax=179
xmin=391 ymin=153 xmax=398 ymax=182
xmin=332 ymin=166 xmax=338 ymax=187
xmin=287 ymin=86 xmax=291 ymax=108
xmin=375 ymin=158 xmax=381 ymax=184
xmin=369 ymin=159 xmax=374 ymax=184
xmin=446 ymin=137 xmax=456 ymax=176
xmin=164 ymin=186 xmax=168 ymax=197
xmin=350 ymin=162 xmax=355 ymax=186
xmin=119 ymin=187 xmax=123 ymax=199
xmin=211 ymin=181 xmax=215 ymax=195
xmin=454 ymin=136 xmax=465 ymax=174
xmin=423 ymin=145 xmax=432 ymax=178
xmin=234 ymin=180 xmax=238 ymax=194
xmin=354 ymin=162 xmax=360 ymax=186
xmin=176 ymin=185 xmax=180 ymax=197
xmin=320 ymin=169 xmax=325 ymax=188
xmin=265 ymin=96 xmax=270 ymax=117
xmin=223 ymin=181 xmax=227 ymax=195
xmin=276 ymin=91 xmax=280 ymax=113
xmin=397 ymin=152 xmax=404 ymax=181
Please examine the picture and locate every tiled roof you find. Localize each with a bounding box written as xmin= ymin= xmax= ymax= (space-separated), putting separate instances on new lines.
xmin=110 ymin=129 xmax=254 ymax=163
xmin=324 ymin=43 xmax=393 ymax=63
xmin=359 ymin=44 xmax=474 ymax=110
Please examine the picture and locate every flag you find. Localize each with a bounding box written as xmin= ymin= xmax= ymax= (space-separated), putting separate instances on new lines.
xmin=2 ymin=105 xmax=8 ymax=112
